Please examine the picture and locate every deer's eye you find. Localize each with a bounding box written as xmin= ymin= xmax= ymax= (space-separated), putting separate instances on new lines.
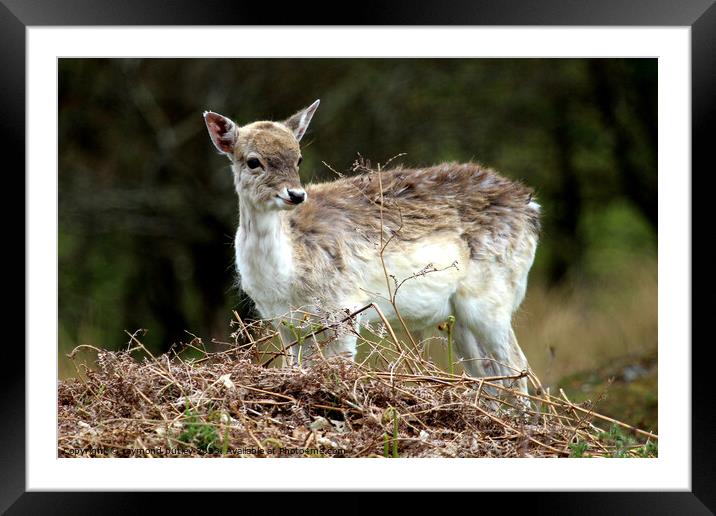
xmin=297 ymin=157 xmax=303 ymax=166
xmin=247 ymin=157 xmax=262 ymax=170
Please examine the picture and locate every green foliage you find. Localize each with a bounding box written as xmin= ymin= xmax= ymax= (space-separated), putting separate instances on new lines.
xmin=580 ymin=200 xmax=656 ymax=284
xmin=636 ymin=440 xmax=658 ymax=458
xmin=598 ymin=424 xmax=631 ymax=457
xmin=283 ymin=319 xmax=313 ymax=365
xmin=568 ymin=440 xmax=589 ymax=458
xmin=438 ymin=315 xmax=457 ymax=375
xmin=178 ymin=404 xmax=220 ymax=454
xmin=597 ymin=424 xmax=657 ymax=458
xmin=383 ymin=406 xmax=400 ymax=458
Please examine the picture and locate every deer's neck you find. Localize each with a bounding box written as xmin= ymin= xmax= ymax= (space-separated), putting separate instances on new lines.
xmin=235 ymin=199 xmax=295 ymax=319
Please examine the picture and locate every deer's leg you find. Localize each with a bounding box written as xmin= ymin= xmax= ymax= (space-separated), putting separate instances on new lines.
xmin=410 ymin=328 xmax=428 ymax=358
xmin=451 ymin=320 xmax=496 ymax=378
xmin=471 ymin=319 xmax=530 ymax=396
xmin=322 ymin=333 xmax=358 ymax=359
xmin=450 ymin=320 xmax=512 ymax=411
xmin=320 ymin=311 xmax=360 ymax=360
xmin=451 ymin=293 xmax=530 ymax=395
xmin=277 ymin=324 xmax=298 ymax=367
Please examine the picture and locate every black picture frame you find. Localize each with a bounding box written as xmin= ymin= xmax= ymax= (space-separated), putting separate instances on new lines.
xmin=3 ymin=1 xmax=712 ymax=513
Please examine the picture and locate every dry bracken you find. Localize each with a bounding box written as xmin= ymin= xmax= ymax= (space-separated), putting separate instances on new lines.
xmin=58 ymin=315 xmax=657 ymax=459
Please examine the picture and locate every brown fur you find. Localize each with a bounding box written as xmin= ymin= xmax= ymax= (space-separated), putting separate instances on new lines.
xmin=237 ymin=122 xmax=300 ymax=168
xmin=232 ymin=122 xmax=303 ymax=204
xmin=288 ymin=163 xmax=540 ymax=278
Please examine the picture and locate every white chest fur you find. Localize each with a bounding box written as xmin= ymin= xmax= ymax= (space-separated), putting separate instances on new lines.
xmin=234 ymin=208 xmax=294 ymax=319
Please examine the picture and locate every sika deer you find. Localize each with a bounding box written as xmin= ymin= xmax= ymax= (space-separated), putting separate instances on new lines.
xmin=204 ymin=100 xmax=540 ymax=393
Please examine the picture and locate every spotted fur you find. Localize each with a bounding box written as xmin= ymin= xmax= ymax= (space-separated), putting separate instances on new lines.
xmin=204 ymin=101 xmax=540 ymax=393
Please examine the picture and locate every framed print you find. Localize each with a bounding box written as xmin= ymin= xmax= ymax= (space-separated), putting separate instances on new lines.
xmin=4 ymin=0 xmax=713 ymax=513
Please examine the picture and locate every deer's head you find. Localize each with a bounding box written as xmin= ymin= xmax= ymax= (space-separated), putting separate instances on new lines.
xmin=204 ymin=100 xmax=320 ymax=210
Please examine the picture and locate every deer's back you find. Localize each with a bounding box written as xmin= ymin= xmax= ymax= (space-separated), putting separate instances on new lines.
xmin=290 ymin=163 xmax=540 ymax=263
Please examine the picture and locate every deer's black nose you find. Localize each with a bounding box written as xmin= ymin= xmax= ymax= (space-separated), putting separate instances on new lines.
xmin=287 ymin=189 xmax=306 ymax=204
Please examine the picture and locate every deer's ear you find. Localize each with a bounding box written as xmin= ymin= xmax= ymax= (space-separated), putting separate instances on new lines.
xmin=284 ymin=99 xmax=320 ymax=142
xmin=204 ymin=111 xmax=237 ymax=155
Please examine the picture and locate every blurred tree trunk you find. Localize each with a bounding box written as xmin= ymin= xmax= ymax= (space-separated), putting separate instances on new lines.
xmin=125 ymin=246 xmax=190 ymax=352
xmin=192 ymin=213 xmax=237 ymax=340
xmin=589 ymin=60 xmax=658 ymax=230
xmin=547 ymin=91 xmax=583 ymax=284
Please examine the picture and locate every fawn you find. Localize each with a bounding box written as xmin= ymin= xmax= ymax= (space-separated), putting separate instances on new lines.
xmin=204 ymin=100 xmax=540 ymax=393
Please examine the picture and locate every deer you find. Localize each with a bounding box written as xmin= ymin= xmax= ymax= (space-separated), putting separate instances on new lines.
xmin=204 ymin=100 xmax=541 ymax=394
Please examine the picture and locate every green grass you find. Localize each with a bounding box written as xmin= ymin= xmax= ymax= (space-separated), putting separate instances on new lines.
xmin=177 ymin=404 xmax=221 ymax=454
xmin=383 ymin=406 xmax=400 ymax=458
xmin=597 ymin=424 xmax=657 ymax=458
xmin=568 ymin=424 xmax=657 ymax=458
xmin=568 ymin=440 xmax=589 ymax=458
